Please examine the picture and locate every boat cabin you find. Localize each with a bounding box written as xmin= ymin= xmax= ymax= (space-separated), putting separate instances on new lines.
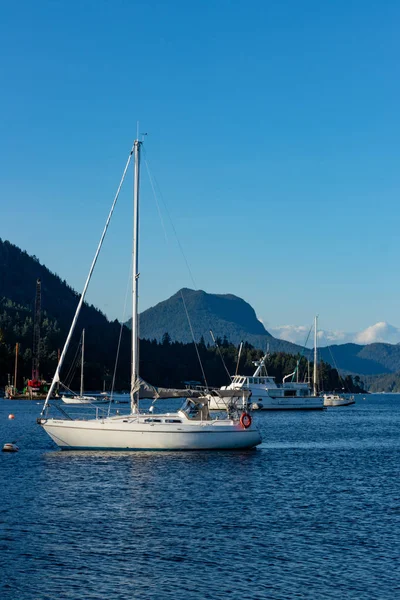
xmin=179 ymin=398 xmax=211 ymax=421
xmin=230 ymin=375 xmax=278 ymax=389
xmin=224 ymin=374 xmax=312 ymax=398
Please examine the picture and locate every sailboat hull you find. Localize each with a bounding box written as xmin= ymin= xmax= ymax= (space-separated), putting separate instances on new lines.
xmin=39 ymin=417 xmax=262 ymax=450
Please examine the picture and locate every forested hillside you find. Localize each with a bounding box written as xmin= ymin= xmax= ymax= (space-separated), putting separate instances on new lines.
xmin=138 ymin=336 xmax=365 ymax=393
xmin=318 ymin=342 xmax=400 ymax=376
xmin=0 ymin=238 xmax=130 ymax=389
xmin=362 ymin=371 xmax=400 ymax=393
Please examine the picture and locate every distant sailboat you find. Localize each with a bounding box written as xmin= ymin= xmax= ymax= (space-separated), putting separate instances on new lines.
xmin=61 ymin=329 xmax=98 ymax=405
xmin=38 ymin=140 xmax=262 ymax=450
xmin=322 ymin=340 xmax=356 ymax=407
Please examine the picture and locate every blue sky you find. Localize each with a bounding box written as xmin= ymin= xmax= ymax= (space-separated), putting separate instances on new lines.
xmin=1 ymin=0 xmax=400 ymax=335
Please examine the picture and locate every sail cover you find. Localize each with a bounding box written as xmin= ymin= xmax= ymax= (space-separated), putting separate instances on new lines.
xmin=133 ymin=377 xmax=204 ymax=399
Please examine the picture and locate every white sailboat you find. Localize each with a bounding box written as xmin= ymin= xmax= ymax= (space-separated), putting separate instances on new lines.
xmin=37 ymin=140 xmax=262 ymax=450
xmin=209 ymin=316 xmax=324 ymax=411
xmin=321 ymin=326 xmax=356 ymax=407
xmin=61 ymin=329 xmax=98 ymax=405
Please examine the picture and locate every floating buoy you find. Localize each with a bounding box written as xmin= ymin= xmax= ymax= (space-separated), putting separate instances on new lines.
xmin=8 ymin=414 xmax=15 ymax=420
xmin=2 ymin=442 xmax=19 ymax=452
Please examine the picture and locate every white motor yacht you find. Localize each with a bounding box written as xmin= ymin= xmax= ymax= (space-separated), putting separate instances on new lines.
xmin=209 ymin=337 xmax=324 ymax=411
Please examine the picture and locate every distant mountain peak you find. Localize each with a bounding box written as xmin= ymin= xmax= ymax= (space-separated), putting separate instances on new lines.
xmin=137 ymin=288 xmax=276 ymax=346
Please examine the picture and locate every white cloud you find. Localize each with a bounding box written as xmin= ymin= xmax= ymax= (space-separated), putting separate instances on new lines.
xmin=354 ymin=322 xmax=400 ymax=345
xmin=269 ymin=321 xmax=400 ymax=347
xmin=268 ymin=324 xmax=312 ymax=346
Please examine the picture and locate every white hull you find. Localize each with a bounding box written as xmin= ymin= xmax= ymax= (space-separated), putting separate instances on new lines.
xmin=39 ymin=416 xmax=262 ymax=450
xmin=61 ymin=396 xmax=109 ymax=405
xmin=324 ymin=395 xmax=355 ymax=407
xmin=209 ymin=395 xmax=324 ymax=411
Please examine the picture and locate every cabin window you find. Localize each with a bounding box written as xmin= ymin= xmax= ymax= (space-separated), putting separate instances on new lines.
xmin=284 ymin=390 xmax=296 ymax=397
xmin=144 ymin=418 xmax=162 ymax=423
xmin=181 ymin=399 xmax=201 ymax=418
xmin=249 ymin=378 xmax=254 ymax=384
xmin=165 ymin=419 xmax=182 ymax=423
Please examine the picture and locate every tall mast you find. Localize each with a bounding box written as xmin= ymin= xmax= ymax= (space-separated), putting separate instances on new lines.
xmin=131 ymin=139 xmax=141 ymax=413
xmin=80 ymin=329 xmax=85 ymax=397
xmin=313 ymin=315 xmax=318 ymax=396
xmin=41 ymin=144 xmax=135 ymax=416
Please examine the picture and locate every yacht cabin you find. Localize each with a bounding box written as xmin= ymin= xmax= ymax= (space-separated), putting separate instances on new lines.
xmin=224 ymin=375 xmax=312 ymax=398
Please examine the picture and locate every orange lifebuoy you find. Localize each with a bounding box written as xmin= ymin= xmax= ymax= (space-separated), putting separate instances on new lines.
xmin=240 ymin=412 xmax=251 ymax=428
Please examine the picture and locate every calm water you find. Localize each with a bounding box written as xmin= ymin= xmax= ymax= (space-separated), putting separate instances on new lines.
xmin=0 ymin=395 xmax=399 ymax=599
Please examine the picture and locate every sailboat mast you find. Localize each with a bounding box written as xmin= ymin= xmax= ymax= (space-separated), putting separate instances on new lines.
xmin=131 ymin=139 xmax=142 ymax=413
xmin=41 ymin=144 xmax=135 ymax=416
xmin=80 ymin=329 xmax=85 ymax=397
xmin=313 ymin=315 xmax=318 ymax=396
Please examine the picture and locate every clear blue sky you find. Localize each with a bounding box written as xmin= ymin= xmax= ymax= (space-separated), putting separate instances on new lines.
xmin=1 ymin=0 xmax=399 ymax=333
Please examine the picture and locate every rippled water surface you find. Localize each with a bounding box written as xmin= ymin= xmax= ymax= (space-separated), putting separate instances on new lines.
xmin=1 ymin=395 xmax=399 ymax=599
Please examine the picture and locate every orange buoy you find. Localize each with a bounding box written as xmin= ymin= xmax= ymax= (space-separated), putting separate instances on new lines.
xmin=8 ymin=414 xmax=15 ymax=420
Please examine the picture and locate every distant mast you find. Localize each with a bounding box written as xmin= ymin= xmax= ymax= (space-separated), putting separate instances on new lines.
xmin=313 ymin=315 xmax=318 ymax=396
xmin=14 ymin=343 xmax=19 ymax=394
xmin=80 ymin=329 xmax=85 ymax=397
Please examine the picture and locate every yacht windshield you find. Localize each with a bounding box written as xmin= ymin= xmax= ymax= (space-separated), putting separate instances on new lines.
xmin=181 ymin=399 xmax=201 ymax=418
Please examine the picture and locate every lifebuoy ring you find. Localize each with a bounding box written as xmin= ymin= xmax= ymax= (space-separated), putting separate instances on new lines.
xmin=240 ymin=412 xmax=252 ymax=428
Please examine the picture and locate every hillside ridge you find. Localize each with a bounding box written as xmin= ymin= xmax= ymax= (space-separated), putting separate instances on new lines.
xmin=2 ymin=238 xmax=400 ymax=390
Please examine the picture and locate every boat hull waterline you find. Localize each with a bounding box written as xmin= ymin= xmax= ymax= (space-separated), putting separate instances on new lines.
xmin=38 ymin=417 xmax=262 ymax=450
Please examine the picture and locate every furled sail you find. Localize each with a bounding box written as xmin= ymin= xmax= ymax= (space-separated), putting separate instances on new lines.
xmin=133 ymin=377 xmax=204 ymax=399
xmin=133 ymin=378 xmax=251 ymax=400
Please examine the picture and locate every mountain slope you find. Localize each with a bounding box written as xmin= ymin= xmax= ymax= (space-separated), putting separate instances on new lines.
xmin=319 ymin=342 xmax=400 ymax=376
xmin=138 ymin=288 xmax=268 ymax=344
xmin=137 ymin=288 xmax=304 ymax=353
xmin=0 ymin=238 xmax=131 ymax=387
xmin=2 ymin=237 xmax=400 ymax=390
xmin=137 ymin=287 xmax=400 ymax=377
